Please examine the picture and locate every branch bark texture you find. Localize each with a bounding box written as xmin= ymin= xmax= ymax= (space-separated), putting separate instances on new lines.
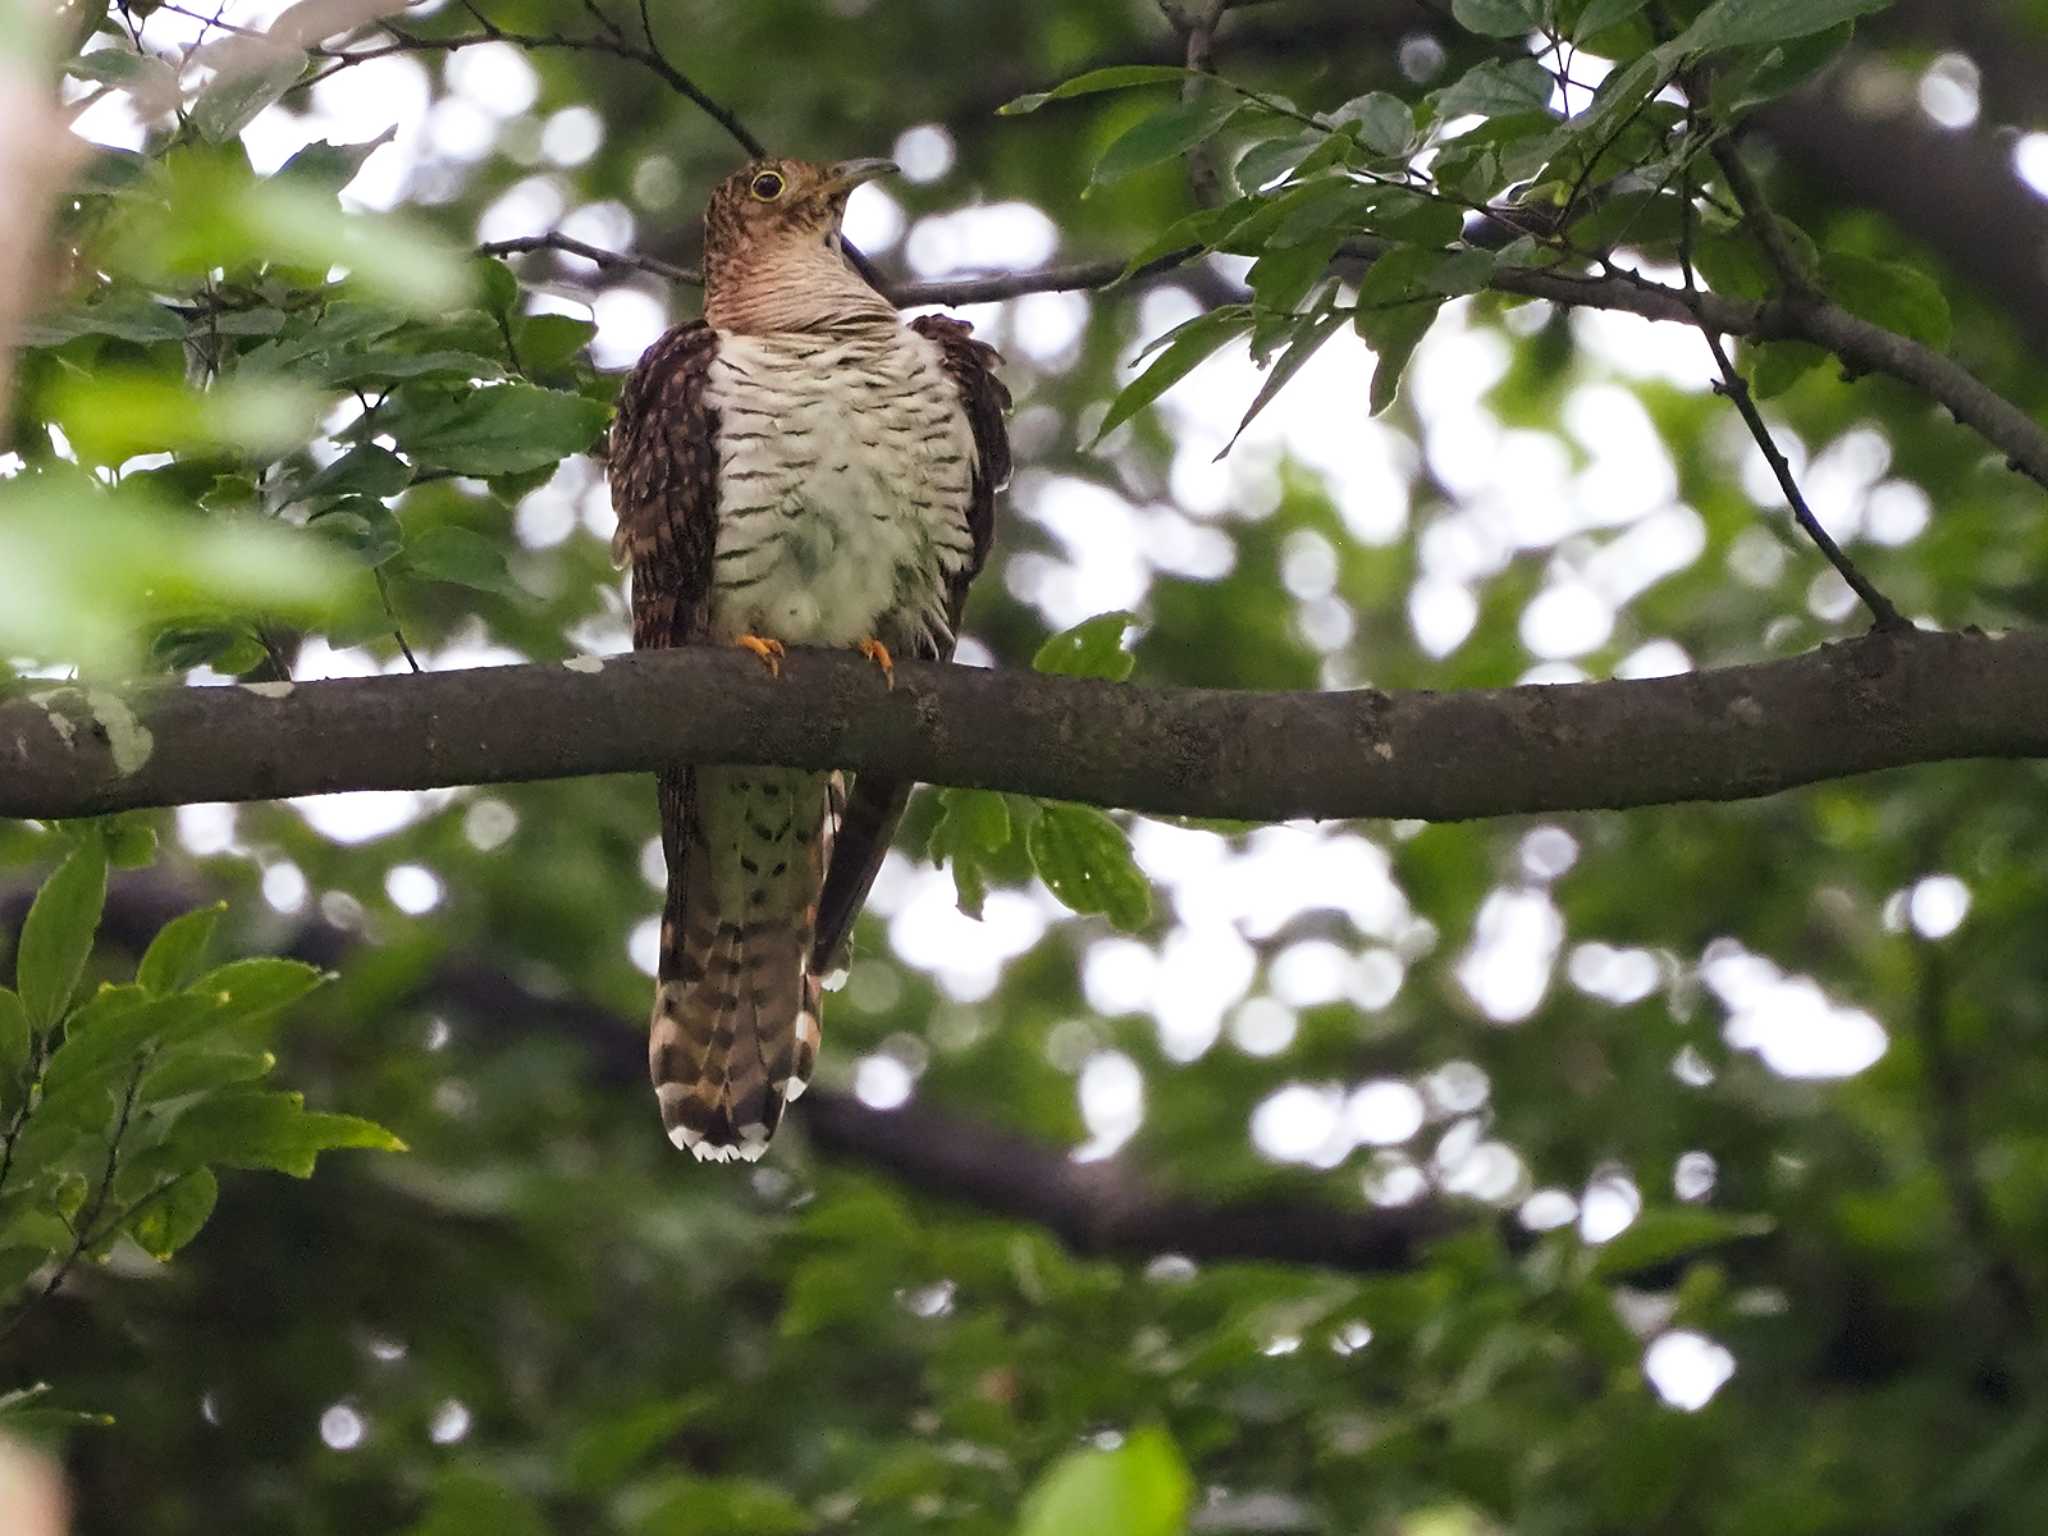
xmin=4 ymin=628 xmax=2047 ymax=823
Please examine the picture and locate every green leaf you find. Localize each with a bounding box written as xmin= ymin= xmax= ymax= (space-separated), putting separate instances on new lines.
xmin=205 ymin=181 xmax=473 ymax=315
xmin=476 ymin=256 xmax=521 ymax=317
xmin=311 ymin=499 xmax=404 ymax=568
xmin=0 ymin=483 xmax=349 ymax=672
xmin=18 ymin=292 xmax=189 ymax=347
xmin=406 ymin=1473 xmax=552 ymax=1536
xmin=1248 ymin=237 xmax=1342 ymax=314
xmin=928 ymin=789 xmax=1013 ymax=920
xmin=1018 ymin=1425 xmax=1195 ymax=1536
xmin=1747 ymin=338 xmax=1828 ymax=399
xmin=1354 ymin=245 xmax=1452 ymax=415
xmin=998 ymin=65 xmax=1191 ymax=115
xmin=1093 ymin=306 xmax=1252 ymax=445
xmin=1452 ymin=0 xmax=1545 ymax=36
xmin=1091 ymin=96 xmax=1244 ymax=190
xmin=1591 ymin=1208 xmax=1773 ymax=1278
xmin=41 ymin=991 xmax=210 ymax=1100
xmin=314 ymin=348 xmax=506 ymax=388
xmin=138 ymin=1046 xmax=275 ymax=1104
xmin=189 ymin=45 xmax=307 ymax=142
xmin=1420 ymin=247 xmax=1498 ymax=296
xmin=63 ymin=46 xmax=180 ymax=102
xmin=1334 ymin=92 xmax=1416 ymax=158
xmin=1218 ymin=309 xmax=1347 ymax=458
xmin=189 ymin=958 xmax=326 ymax=1024
xmin=617 ymin=1473 xmax=812 ymax=1536
xmin=1818 ymin=252 xmax=1951 ymax=349
xmin=17 ymin=837 xmax=108 ymax=1031
xmin=1027 ymin=805 xmax=1152 ymax=932
xmin=1674 ymin=0 xmax=1890 ymax=52
xmin=1434 ymin=57 xmax=1555 ymax=118
xmin=405 ymin=526 xmax=521 ymax=597
xmin=511 ymin=313 xmax=598 ymax=371
xmin=132 ymin=1169 xmax=218 ymax=1260
xmin=44 ymin=370 xmax=328 ymax=466
xmin=104 ymin=821 xmax=157 ymax=870
xmin=1034 ymin=612 xmax=1139 ymax=681
xmin=390 ymin=383 xmax=609 ymax=475
xmin=137 ymin=904 xmax=226 ymax=996
xmin=1574 ymin=0 xmax=1652 ymax=41
xmin=0 ymin=1246 xmax=48 ymax=1299
xmin=293 ymin=444 xmax=413 ymax=504
xmin=166 ymin=1090 xmax=405 ymax=1177
xmin=0 ymin=989 xmax=29 ymax=1116
xmin=274 ymin=128 xmax=396 ymax=196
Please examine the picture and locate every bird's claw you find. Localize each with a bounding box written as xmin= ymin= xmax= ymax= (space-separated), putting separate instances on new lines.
xmin=857 ymin=637 xmax=894 ymax=689
xmin=734 ymin=634 xmax=786 ymax=676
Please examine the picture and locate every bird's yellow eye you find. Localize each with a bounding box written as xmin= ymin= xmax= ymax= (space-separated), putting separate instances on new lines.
xmin=749 ymin=171 xmax=785 ymax=201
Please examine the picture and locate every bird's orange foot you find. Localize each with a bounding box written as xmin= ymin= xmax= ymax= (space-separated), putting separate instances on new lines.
xmin=856 ymin=637 xmax=894 ymax=688
xmin=733 ymin=634 xmax=786 ymax=676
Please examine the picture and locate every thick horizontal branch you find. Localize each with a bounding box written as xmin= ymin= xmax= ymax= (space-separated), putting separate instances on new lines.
xmin=4 ymin=628 xmax=2048 ymax=823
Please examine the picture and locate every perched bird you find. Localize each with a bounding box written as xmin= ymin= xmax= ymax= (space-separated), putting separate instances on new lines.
xmin=608 ymin=157 xmax=1010 ymax=1162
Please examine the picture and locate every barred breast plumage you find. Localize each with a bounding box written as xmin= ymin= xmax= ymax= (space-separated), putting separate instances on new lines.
xmin=703 ymin=327 xmax=978 ymax=656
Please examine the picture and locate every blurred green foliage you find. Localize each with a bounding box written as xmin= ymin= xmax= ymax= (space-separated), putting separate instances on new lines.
xmin=3 ymin=0 xmax=2048 ymax=1532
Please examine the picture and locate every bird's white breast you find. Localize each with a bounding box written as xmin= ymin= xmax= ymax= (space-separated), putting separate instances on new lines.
xmin=703 ymin=325 xmax=976 ymax=651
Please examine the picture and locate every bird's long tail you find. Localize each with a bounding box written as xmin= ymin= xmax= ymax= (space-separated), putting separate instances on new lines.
xmin=648 ymin=765 xmax=836 ymax=1162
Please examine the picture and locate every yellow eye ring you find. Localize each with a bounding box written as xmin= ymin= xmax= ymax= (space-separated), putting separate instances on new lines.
xmin=749 ymin=171 xmax=785 ymax=201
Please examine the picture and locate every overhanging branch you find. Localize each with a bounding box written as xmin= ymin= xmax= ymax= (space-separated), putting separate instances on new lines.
xmin=4 ymin=628 xmax=2048 ymax=823
xmin=477 ymin=226 xmax=2048 ymax=495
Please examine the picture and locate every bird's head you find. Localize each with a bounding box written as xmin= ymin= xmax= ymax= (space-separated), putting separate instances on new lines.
xmin=701 ymin=156 xmax=899 ymax=332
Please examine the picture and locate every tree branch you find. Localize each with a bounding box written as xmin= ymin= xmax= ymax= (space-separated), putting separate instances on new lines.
xmin=1675 ymin=140 xmax=1904 ymax=631
xmin=281 ymin=2 xmax=765 ymax=158
xmin=5 ymin=628 xmax=2048 ymax=823
xmin=491 ymin=227 xmax=2048 ymax=494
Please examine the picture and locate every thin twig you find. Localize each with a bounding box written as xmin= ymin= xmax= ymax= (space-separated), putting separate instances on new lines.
xmin=477 ymin=233 xmax=697 ymax=287
xmin=1159 ymin=0 xmax=1231 ymax=207
xmin=374 ymin=567 xmax=424 ymax=675
xmin=1677 ymin=141 xmax=1906 ymax=631
xmin=0 ymin=1065 xmax=143 ymax=1341
xmin=633 ymin=0 xmax=764 ymax=158
xmin=269 ymin=2 xmax=766 ymax=159
xmin=472 ymin=224 xmax=2048 ymax=493
xmin=1710 ymin=136 xmax=1815 ymax=298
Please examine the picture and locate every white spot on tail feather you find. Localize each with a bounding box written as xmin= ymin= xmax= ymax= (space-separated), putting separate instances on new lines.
xmin=668 ymin=1122 xmax=770 ymax=1163
xmin=562 ymin=656 xmax=605 ymax=674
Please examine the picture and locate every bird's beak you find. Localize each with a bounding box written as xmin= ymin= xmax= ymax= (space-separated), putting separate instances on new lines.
xmin=820 ymin=157 xmax=900 ymax=195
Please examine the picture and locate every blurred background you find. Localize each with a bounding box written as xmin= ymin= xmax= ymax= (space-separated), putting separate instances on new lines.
xmin=5 ymin=0 xmax=2048 ymax=1531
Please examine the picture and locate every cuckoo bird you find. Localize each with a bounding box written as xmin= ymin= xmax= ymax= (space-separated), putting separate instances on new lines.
xmin=608 ymin=158 xmax=1011 ymax=1161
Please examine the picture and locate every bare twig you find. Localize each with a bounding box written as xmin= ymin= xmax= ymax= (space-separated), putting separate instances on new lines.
xmin=0 ymin=1066 xmax=143 ymax=1342
xmin=1677 ymin=153 xmax=1905 ymax=631
xmin=281 ymin=3 xmax=765 ymax=159
xmin=1159 ymin=0 xmax=1232 ymax=207
xmin=478 ymin=233 xmax=697 ymax=287
xmin=373 ymin=567 xmax=423 ymax=675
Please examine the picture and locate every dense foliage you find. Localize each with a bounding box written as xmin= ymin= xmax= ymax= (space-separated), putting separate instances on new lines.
xmin=4 ymin=0 xmax=2048 ymax=1530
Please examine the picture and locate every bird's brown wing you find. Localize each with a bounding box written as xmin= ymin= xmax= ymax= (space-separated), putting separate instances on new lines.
xmin=611 ymin=322 xmax=719 ymax=959
xmin=614 ymin=321 xmax=795 ymax=1156
xmin=812 ymin=315 xmax=1011 ymax=972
